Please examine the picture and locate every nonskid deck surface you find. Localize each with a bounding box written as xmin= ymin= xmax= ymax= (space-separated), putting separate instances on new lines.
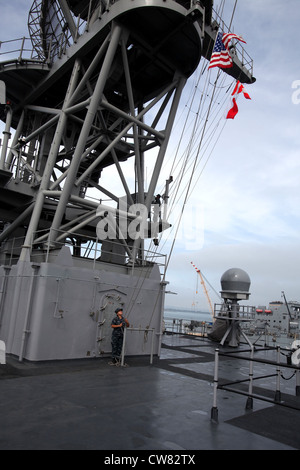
xmin=0 ymin=335 xmax=299 ymax=450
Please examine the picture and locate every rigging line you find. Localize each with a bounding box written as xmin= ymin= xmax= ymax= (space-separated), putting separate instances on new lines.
xmin=157 ymin=83 xmax=232 ymax=252
xmin=170 ymin=71 xmax=229 ymax=169
xmin=167 ymin=61 xmax=208 ymax=178
xmin=124 ymin=224 xmax=170 ymax=316
xmin=168 ymin=94 xmax=198 ymax=179
xmin=167 ymin=104 xmax=204 ymax=184
xmin=196 ymin=117 xmax=226 ymax=161
xmin=165 ymin=119 xmax=225 ymax=222
xmin=201 ymin=270 xmax=222 ymax=300
xmin=167 ymin=127 xmax=225 ymax=218
xmin=124 ymin=256 xmax=160 ymax=318
xmin=187 ymin=82 xmax=233 ymax=160
xmin=185 ymin=87 xmax=228 ymax=156
xmin=162 ymin=29 xmax=215 ymax=180
xmin=187 ymin=119 xmax=227 ymax=201
xmin=166 ymin=93 xmax=227 ymax=229
xmin=216 ymin=0 xmax=226 ymax=23
xmin=166 ymin=117 xmax=201 ymax=212
xmin=162 ymin=73 xmax=222 ymax=280
xmin=184 ymin=75 xmax=232 ymax=150
xmin=159 ymin=73 xmax=231 ymax=221
xmin=166 ymin=112 xmax=202 ymax=214
xmin=164 ymin=91 xmax=215 ymax=188
xmin=171 ymin=77 xmax=202 ymax=131
xmin=115 ymin=245 xmax=163 ymax=317
xmin=229 ymin=0 xmax=238 ymax=30
xmin=166 ymin=70 xmax=213 ymax=212
xmin=123 ymin=240 xmax=167 ymax=327
xmin=180 ymin=117 xmax=225 ymax=192
xmin=166 ymin=75 xmax=230 ymax=213
xmin=169 ymin=68 xmax=204 ymax=153
xmin=181 ymin=80 xmax=233 ymax=195
xmin=181 ymin=65 xmax=207 ymax=114
xmin=159 ymin=124 xmax=225 ymax=252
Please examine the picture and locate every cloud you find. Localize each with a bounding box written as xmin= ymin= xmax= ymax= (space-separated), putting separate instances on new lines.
xmin=0 ymin=0 xmax=299 ymax=311
xmin=163 ymin=0 xmax=300 ymax=307
xmin=165 ymin=238 xmax=300 ymax=310
xmin=1 ymin=1 xmax=30 ymax=39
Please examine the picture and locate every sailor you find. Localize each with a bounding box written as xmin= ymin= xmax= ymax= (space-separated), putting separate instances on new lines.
xmin=152 ymin=194 xmax=162 ymax=218
xmin=110 ymin=308 xmax=129 ymax=365
xmin=153 ymin=193 xmax=162 ymax=205
xmin=152 ymin=194 xmax=162 ymax=246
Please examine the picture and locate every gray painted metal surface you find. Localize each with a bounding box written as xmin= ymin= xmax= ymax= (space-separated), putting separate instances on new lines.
xmin=0 ymin=335 xmax=298 ymax=450
xmin=0 ymin=0 xmax=255 ymax=362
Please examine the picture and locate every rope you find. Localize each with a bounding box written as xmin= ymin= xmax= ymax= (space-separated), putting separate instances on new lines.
xmin=157 ymin=69 xmax=233 ymax=238
xmin=126 ymin=0 xmax=240 ymax=321
xmin=163 ymin=71 xmax=224 ymax=280
xmin=281 ymin=370 xmax=297 ymax=381
xmin=229 ymin=0 xmax=238 ymax=29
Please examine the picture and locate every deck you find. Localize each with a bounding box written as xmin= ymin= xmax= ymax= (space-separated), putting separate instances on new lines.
xmin=0 ymin=334 xmax=299 ymax=450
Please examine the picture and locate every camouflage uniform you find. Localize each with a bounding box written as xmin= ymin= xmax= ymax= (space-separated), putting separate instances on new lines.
xmin=111 ymin=315 xmax=127 ymax=362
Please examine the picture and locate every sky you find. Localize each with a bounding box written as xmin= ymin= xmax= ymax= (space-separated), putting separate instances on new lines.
xmin=166 ymin=0 xmax=300 ymax=310
xmin=0 ymin=0 xmax=300 ymax=311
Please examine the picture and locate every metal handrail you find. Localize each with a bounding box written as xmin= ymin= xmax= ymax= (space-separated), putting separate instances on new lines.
xmin=211 ymin=346 xmax=300 ymax=423
xmin=212 ymin=7 xmax=254 ymax=77
xmin=0 ymin=228 xmax=167 ymax=275
xmin=0 ymin=37 xmax=36 ymax=61
xmin=121 ymin=327 xmax=155 ymax=365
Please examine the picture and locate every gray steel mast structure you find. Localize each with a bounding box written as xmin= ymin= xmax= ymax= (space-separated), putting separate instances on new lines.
xmin=0 ymin=0 xmax=254 ymax=362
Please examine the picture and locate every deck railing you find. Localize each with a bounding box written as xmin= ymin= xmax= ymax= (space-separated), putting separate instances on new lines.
xmin=211 ymin=345 xmax=300 ymax=423
xmin=0 ymin=228 xmax=167 ymax=276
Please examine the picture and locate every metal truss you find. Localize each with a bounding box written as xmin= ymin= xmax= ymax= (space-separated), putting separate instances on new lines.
xmin=0 ymin=16 xmax=187 ymax=265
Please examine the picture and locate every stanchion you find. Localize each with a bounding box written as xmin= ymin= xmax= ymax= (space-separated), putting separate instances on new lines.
xmin=120 ymin=327 xmax=155 ymax=366
xmin=0 ymin=340 xmax=5 ymax=364
xmin=274 ymin=346 xmax=282 ymax=403
xmin=296 ymin=368 xmax=300 ymax=397
xmin=245 ymin=345 xmax=254 ymax=410
xmin=211 ymin=348 xmax=219 ymax=423
xmin=121 ymin=327 xmax=127 ymax=367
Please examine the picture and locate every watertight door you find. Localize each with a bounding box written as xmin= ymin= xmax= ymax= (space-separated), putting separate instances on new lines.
xmin=96 ymin=293 xmax=125 ymax=356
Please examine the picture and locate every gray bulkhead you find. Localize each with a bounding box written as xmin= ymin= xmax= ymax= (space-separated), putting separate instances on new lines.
xmin=0 ymin=246 xmax=164 ymax=361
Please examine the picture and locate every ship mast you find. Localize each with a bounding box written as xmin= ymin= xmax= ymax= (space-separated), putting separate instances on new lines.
xmin=0 ymin=0 xmax=256 ymax=362
xmin=0 ymin=0 xmax=254 ymax=268
xmin=0 ymin=0 xmax=204 ymax=267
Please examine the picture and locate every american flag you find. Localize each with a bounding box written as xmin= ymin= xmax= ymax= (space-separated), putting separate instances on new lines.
xmin=208 ymin=33 xmax=233 ymax=69
xmin=208 ymin=32 xmax=246 ymax=70
xmin=222 ymin=32 xmax=246 ymax=50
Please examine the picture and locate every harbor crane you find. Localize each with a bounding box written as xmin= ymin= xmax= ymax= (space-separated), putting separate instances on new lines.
xmin=191 ymin=262 xmax=214 ymax=319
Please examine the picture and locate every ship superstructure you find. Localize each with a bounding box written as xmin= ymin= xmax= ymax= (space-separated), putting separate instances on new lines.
xmin=246 ymin=300 xmax=300 ymax=341
xmin=0 ymin=0 xmax=254 ymax=361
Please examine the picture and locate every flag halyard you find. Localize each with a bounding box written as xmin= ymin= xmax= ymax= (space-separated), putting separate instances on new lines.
xmin=226 ymin=80 xmax=251 ymax=120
